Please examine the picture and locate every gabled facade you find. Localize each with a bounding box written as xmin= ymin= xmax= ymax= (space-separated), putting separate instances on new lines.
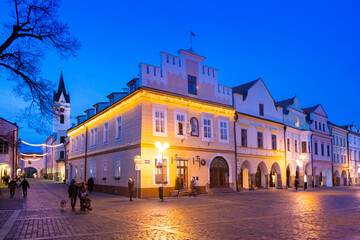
xmin=342 ymin=122 xmax=360 ymax=185
xmin=328 ymin=122 xmax=349 ymax=186
xmin=0 ymin=117 xmax=18 ymax=180
xmin=303 ymin=105 xmax=332 ymax=187
xmin=67 ymin=50 xmax=236 ymax=198
xmin=276 ymin=96 xmax=312 ymax=188
xmin=233 ymin=78 xmax=286 ymax=190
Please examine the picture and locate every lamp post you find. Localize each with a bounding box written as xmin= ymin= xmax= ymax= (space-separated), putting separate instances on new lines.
xmin=155 ymin=142 xmax=169 ymax=202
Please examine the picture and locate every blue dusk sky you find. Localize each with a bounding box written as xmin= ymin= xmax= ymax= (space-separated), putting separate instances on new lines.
xmin=0 ymin=0 xmax=359 ymax=144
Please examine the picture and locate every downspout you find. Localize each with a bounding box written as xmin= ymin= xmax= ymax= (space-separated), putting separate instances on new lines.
xmin=283 ymin=125 xmax=287 ymax=188
xmin=346 ymin=132 xmax=350 ymax=186
xmin=84 ymin=125 xmax=88 ymax=181
xmin=311 ymin=133 xmax=314 ymax=187
xmin=233 ymin=113 xmax=239 ymax=191
xmin=330 ymin=125 xmax=334 ymax=187
xmin=64 ymin=143 xmax=67 ymax=184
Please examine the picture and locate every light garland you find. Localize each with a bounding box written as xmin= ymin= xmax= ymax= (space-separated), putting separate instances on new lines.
xmin=20 ymin=157 xmax=42 ymax=161
xmin=21 ymin=140 xmax=64 ymax=148
xmin=20 ymin=152 xmax=48 ymax=157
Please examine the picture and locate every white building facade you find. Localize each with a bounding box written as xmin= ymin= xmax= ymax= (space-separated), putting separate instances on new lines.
xmin=342 ymin=122 xmax=360 ymax=185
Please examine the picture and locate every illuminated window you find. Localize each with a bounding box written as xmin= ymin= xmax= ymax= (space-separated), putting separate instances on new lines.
xmin=81 ymin=134 xmax=84 ymax=149
xmin=114 ymin=159 xmax=121 ymax=178
xmin=175 ymin=112 xmax=186 ymax=137
xmin=190 ymin=117 xmax=199 ymax=136
xmin=188 ymin=75 xmax=197 ymax=95
xmin=154 ymin=157 xmax=168 ymax=184
xmin=257 ymin=132 xmax=263 ymax=149
xmin=301 ymin=141 xmax=307 ymax=153
xmin=89 ymin=161 xmax=96 ymax=179
xmin=219 ymin=119 xmax=229 ymax=143
xmin=287 ymin=138 xmax=290 ymax=151
xmin=153 ymin=108 xmax=167 ymax=137
xmin=102 ymin=160 xmax=107 ymax=179
xmin=241 ymin=129 xmax=247 ymax=147
xmin=272 ymin=135 xmax=277 ymax=150
xmin=295 ymin=118 xmax=299 ymax=128
xmin=75 ymin=136 xmax=79 ymax=151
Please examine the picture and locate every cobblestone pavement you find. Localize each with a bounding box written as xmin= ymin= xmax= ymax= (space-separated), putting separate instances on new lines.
xmin=1 ymin=179 xmax=360 ymax=239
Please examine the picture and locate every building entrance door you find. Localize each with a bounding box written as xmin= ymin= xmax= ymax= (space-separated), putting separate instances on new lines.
xmin=210 ymin=157 xmax=229 ymax=188
xmin=255 ymin=166 xmax=261 ymax=188
xmin=177 ymin=159 xmax=188 ymax=189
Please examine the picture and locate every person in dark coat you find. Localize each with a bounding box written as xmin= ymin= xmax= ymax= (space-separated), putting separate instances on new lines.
xmin=87 ymin=177 xmax=94 ymax=193
xmin=78 ymin=182 xmax=87 ymax=208
xmin=18 ymin=178 xmax=30 ymax=198
xmin=8 ymin=179 xmax=17 ymax=198
xmin=128 ymin=178 xmax=135 ymax=201
xmin=68 ymin=179 xmax=78 ymax=210
xmin=295 ymin=177 xmax=299 ymax=192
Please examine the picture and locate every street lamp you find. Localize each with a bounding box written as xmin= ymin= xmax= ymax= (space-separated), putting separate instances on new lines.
xmin=155 ymin=141 xmax=169 ymax=201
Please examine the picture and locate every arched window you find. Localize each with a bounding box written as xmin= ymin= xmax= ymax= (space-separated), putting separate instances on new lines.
xmin=190 ymin=117 xmax=199 ymax=136
xmin=295 ymin=118 xmax=299 ymax=128
xmin=60 ymin=114 xmax=64 ymax=124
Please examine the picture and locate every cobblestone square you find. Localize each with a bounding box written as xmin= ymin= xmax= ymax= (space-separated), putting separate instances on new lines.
xmin=1 ymin=179 xmax=360 ymax=239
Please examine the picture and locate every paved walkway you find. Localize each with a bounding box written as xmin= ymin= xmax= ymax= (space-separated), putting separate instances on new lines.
xmin=1 ymin=179 xmax=360 ymax=239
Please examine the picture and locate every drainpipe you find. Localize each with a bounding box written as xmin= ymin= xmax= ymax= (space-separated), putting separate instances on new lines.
xmin=311 ymin=133 xmax=314 ymax=188
xmin=233 ymin=113 xmax=239 ymax=191
xmin=283 ymin=125 xmax=287 ymax=188
xmin=330 ymin=125 xmax=334 ymax=187
xmin=64 ymin=143 xmax=67 ymax=184
xmin=346 ymin=132 xmax=350 ymax=186
xmin=84 ymin=125 xmax=88 ymax=181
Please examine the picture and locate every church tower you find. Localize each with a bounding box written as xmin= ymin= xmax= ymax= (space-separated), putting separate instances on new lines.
xmin=53 ymin=71 xmax=71 ymax=134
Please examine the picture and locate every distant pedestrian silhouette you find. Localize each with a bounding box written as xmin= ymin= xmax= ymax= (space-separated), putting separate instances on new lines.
xmin=87 ymin=177 xmax=94 ymax=193
xmin=68 ymin=179 xmax=78 ymax=210
xmin=18 ymin=178 xmax=30 ymax=197
xmin=8 ymin=179 xmax=17 ymax=198
xmin=128 ymin=178 xmax=135 ymax=201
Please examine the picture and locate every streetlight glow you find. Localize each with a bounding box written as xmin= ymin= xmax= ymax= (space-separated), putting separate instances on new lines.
xmin=154 ymin=142 xmax=170 ymax=202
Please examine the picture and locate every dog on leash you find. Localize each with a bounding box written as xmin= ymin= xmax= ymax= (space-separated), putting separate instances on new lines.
xmin=60 ymin=200 xmax=67 ymax=211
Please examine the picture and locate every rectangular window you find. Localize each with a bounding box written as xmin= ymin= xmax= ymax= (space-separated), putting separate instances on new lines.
xmin=315 ymin=142 xmax=318 ymax=155
xmin=319 ymin=123 xmax=322 ymax=131
xmin=336 ymin=136 xmax=339 ymax=146
xmin=89 ymin=161 xmax=96 ymax=179
xmin=301 ymin=141 xmax=307 ymax=153
xmin=102 ymin=160 xmax=107 ymax=179
xmin=175 ymin=112 xmax=186 ymax=137
xmin=287 ymin=138 xmax=290 ymax=151
xmin=202 ymin=116 xmax=213 ymax=140
xmin=154 ymin=157 xmax=168 ymax=184
xmin=60 ymin=136 xmax=66 ymax=144
xmin=103 ymin=122 xmax=109 ymax=143
xmin=116 ymin=116 xmax=122 ymax=139
xmin=344 ymin=155 xmax=346 ymax=164
xmin=0 ymin=140 xmax=8 ymax=154
xmin=257 ymin=132 xmax=263 ymax=149
xmin=80 ymin=164 xmax=83 ymax=179
xmin=321 ymin=143 xmax=324 ymax=156
xmin=114 ymin=159 xmax=121 ymax=178
xmin=93 ymin=128 xmax=98 ymax=146
xmin=90 ymin=129 xmax=93 ymax=146
xmin=60 ymin=151 xmax=65 ymax=159
xmin=81 ymin=134 xmax=85 ymax=149
xmin=75 ymin=136 xmax=79 ymax=151
xmin=341 ymin=155 xmax=343 ymax=163
xmin=71 ymin=139 xmax=74 ymax=152
xmin=219 ymin=119 xmax=229 ymax=142
xmin=60 ymin=114 xmax=64 ymax=124
xmin=259 ymin=104 xmax=264 ymax=116
xmin=74 ymin=164 xmax=77 ymax=178
xmin=337 ymin=154 xmax=339 ymax=163
xmin=295 ymin=140 xmax=298 ymax=153
xmin=271 ymin=134 xmax=277 ymax=150
xmin=315 ymin=121 xmax=318 ymax=129
xmin=327 ymin=145 xmax=330 ymax=157
xmin=241 ymin=129 xmax=247 ymax=147
xmin=323 ymin=124 xmax=325 ymax=131
xmin=188 ymin=75 xmax=197 ymax=94
xmin=153 ymin=108 xmax=167 ymax=136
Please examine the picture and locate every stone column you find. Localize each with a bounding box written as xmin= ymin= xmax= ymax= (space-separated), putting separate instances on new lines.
xmin=265 ymin=175 xmax=269 ymax=189
xmin=250 ymin=174 xmax=255 ymax=190
xmin=299 ymin=174 xmax=304 ymax=187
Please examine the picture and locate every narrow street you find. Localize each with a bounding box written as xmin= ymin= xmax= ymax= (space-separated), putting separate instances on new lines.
xmin=1 ymin=179 xmax=360 ymax=239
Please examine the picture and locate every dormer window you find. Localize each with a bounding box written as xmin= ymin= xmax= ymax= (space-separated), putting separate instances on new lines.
xmin=295 ymin=118 xmax=299 ymax=128
xmin=259 ymin=104 xmax=264 ymax=116
xmin=188 ymin=76 xmax=197 ymax=95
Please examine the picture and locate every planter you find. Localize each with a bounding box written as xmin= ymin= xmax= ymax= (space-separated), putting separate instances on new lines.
xmin=170 ymin=190 xmax=179 ymax=197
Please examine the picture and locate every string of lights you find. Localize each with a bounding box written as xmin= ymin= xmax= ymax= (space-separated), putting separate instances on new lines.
xmin=21 ymin=140 xmax=64 ymax=148
xmin=20 ymin=152 xmax=48 ymax=157
xmin=20 ymin=157 xmax=42 ymax=162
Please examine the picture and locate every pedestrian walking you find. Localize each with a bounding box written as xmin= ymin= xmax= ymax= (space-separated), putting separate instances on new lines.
xmin=8 ymin=178 xmax=17 ymax=198
xmin=68 ymin=179 xmax=78 ymax=210
xmin=87 ymin=177 xmax=94 ymax=193
xmin=295 ymin=177 xmax=299 ymax=192
xmin=78 ymin=182 xmax=87 ymax=209
xmin=304 ymin=174 xmax=308 ymax=191
xmin=18 ymin=178 xmax=30 ymax=198
xmin=190 ymin=177 xmax=197 ymax=196
xmin=128 ymin=178 xmax=135 ymax=201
